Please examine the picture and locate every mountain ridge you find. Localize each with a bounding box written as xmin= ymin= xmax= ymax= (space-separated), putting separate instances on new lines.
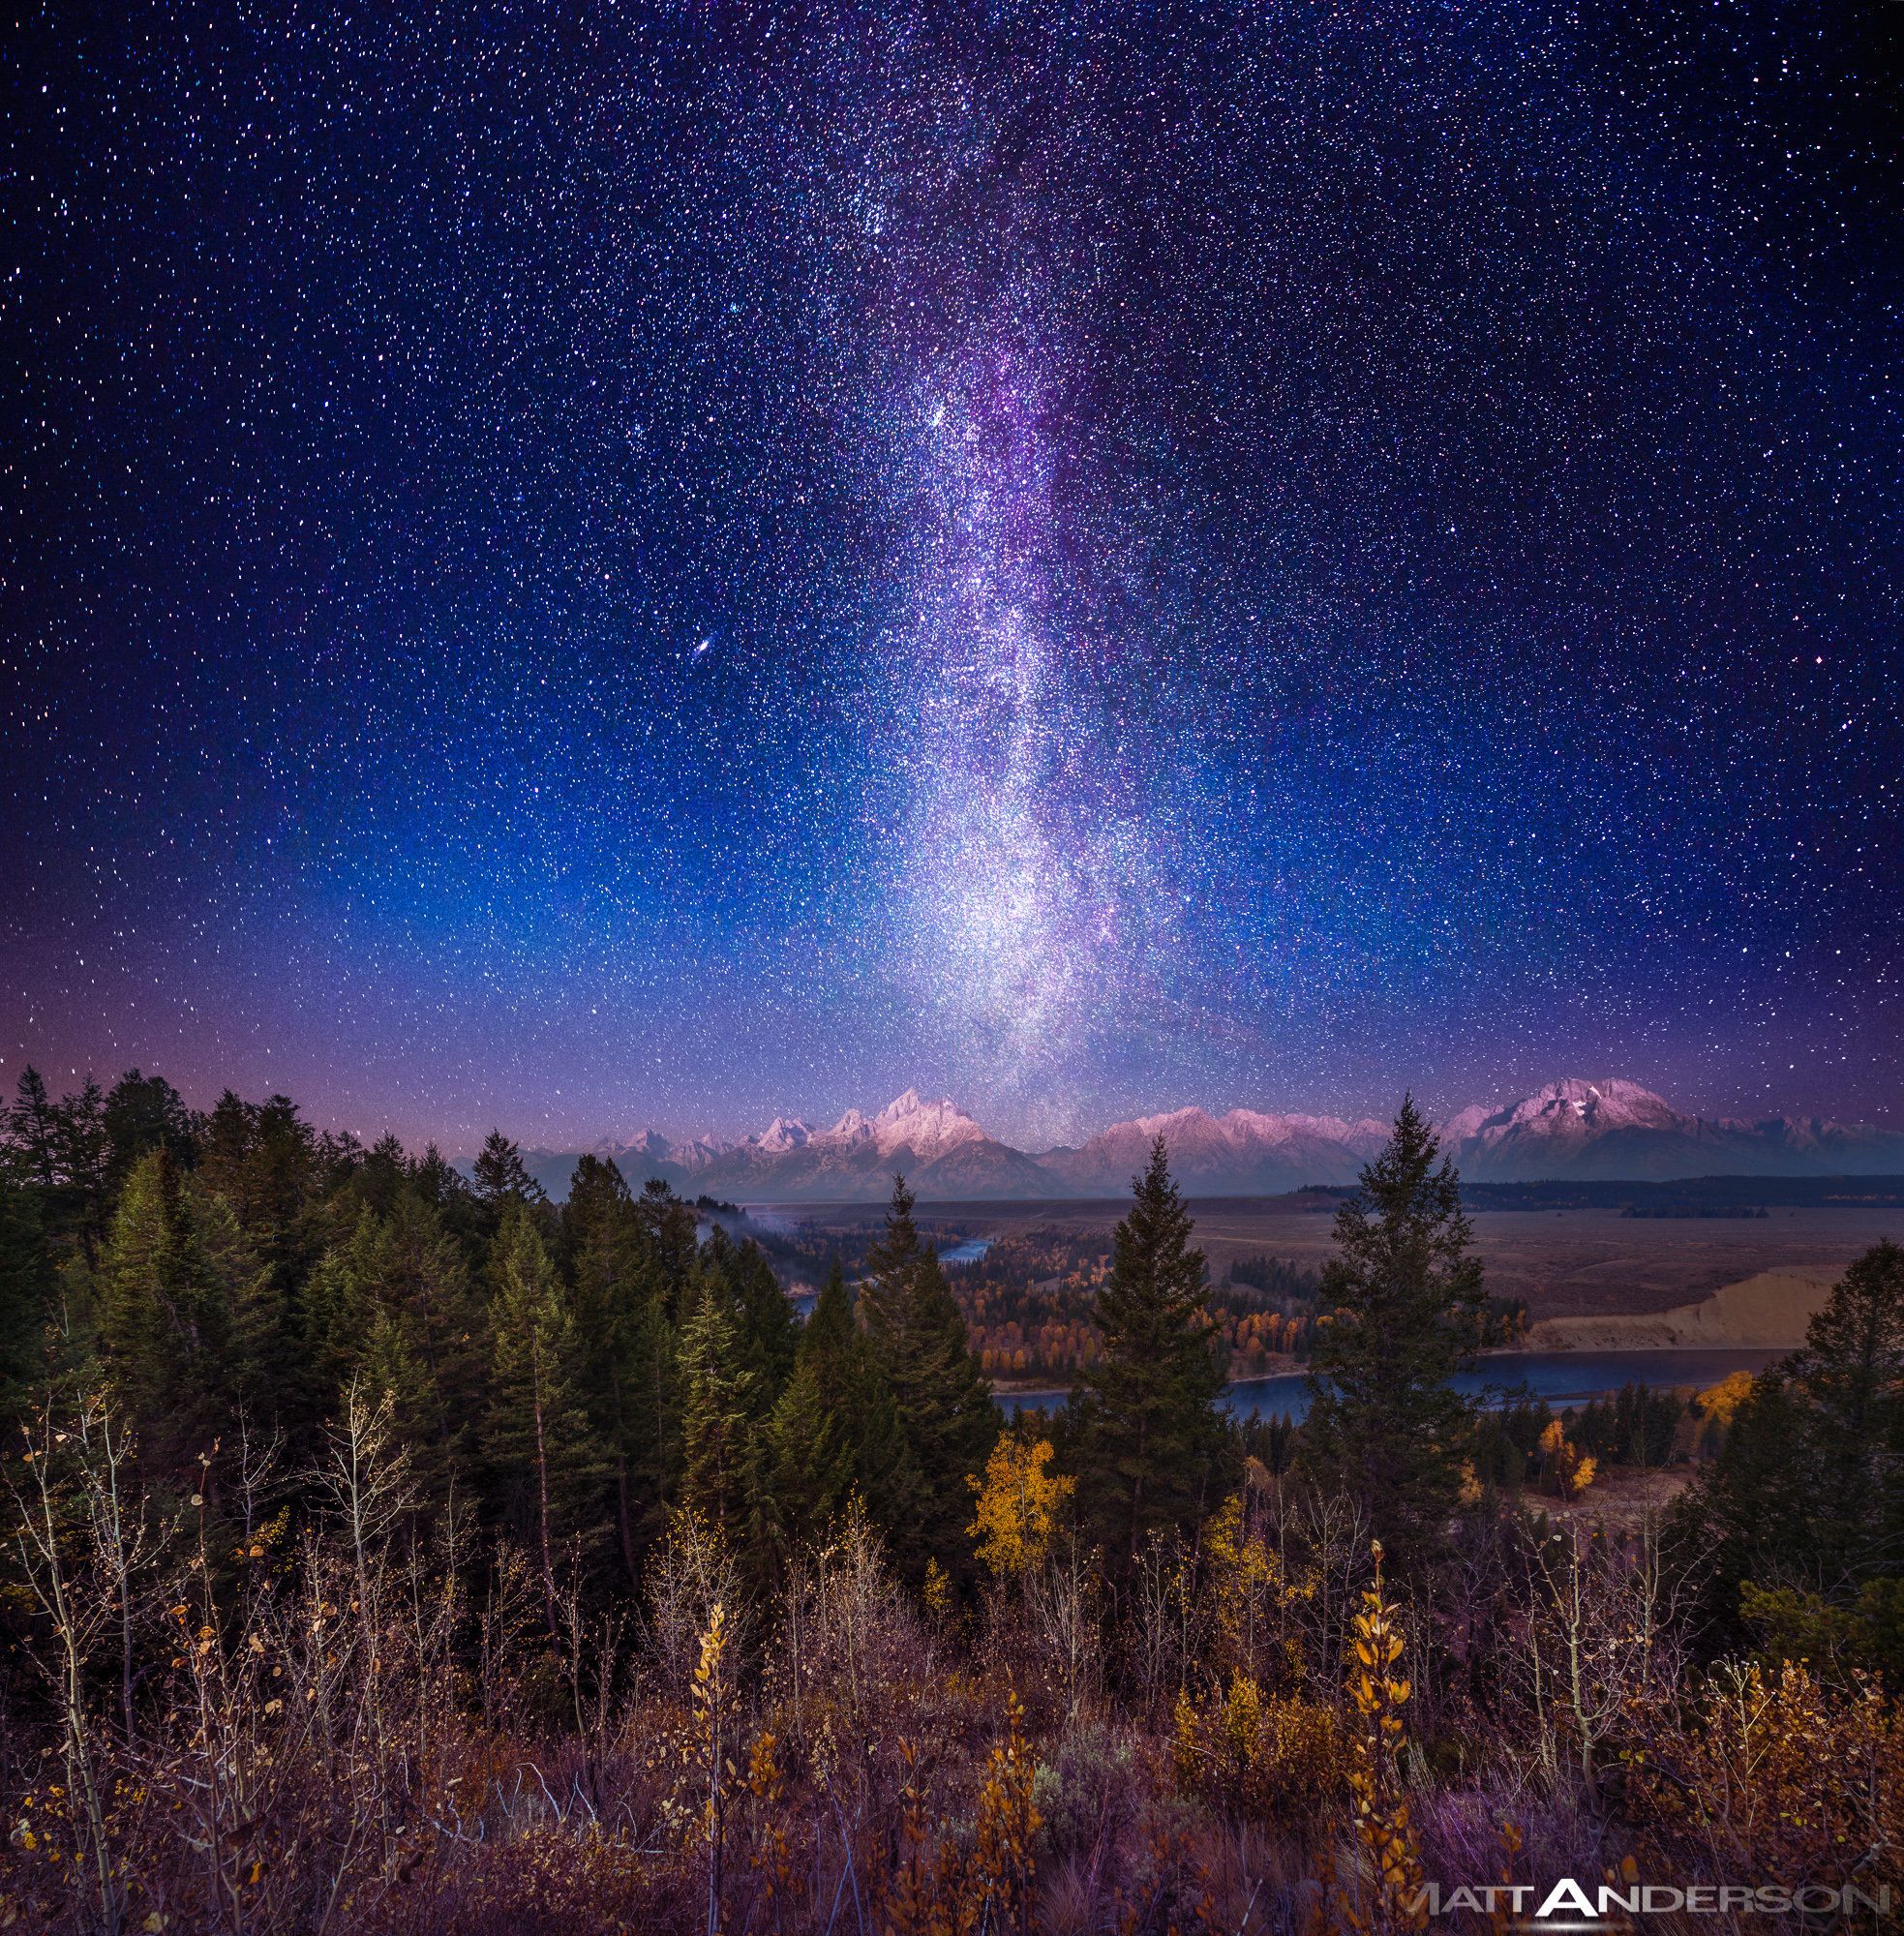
xmin=497 ymin=1077 xmax=1904 ymax=1203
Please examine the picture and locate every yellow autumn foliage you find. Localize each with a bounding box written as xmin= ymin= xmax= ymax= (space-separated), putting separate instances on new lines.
xmin=1697 ymin=1368 xmax=1757 ymax=1428
xmin=1538 ymin=1418 xmax=1597 ymax=1497
xmin=968 ymin=1437 xmax=1073 ymax=1582
xmin=1172 ymin=1673 xmax=1341 ymax=1822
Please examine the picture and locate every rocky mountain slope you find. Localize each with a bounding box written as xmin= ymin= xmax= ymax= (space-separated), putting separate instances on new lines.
xmin=504 ymin=1077 xmax=1904 ymax=1202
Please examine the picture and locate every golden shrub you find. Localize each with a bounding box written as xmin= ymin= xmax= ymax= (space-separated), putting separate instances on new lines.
xmin=1623 ymin=1657 xmax=1904 ymax=1894
xmin=1171 ymin=1672 xmax=1341 ymax=1822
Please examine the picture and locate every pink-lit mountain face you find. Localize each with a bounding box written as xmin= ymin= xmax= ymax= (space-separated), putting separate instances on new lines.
xmin=1436 ymin=1076 xmax=1904 ymax=1182
xmin=506 ymin=1078 xmax=1904 ymax=1202
xmin=583 ymin=1089 xmax=1052 ymax=1201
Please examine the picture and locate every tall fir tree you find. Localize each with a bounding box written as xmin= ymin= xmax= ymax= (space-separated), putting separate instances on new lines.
xmin=861 ymin=1175 xmax=996 ymax=1583
xmin=97 ymin=1149 xmax=278 ymax=1483
xmin=347 ymin=1192 xmax=480 ymax=1507
xmin=1297 ymin=1098 xmax=1486 ymax=1576
xmin=471 ymin=1131 xmax=547 ymax=1210
xmin=677 ymin=1273 xmax=766 ymax=1553
xmin=0 ymin=1185 xmax=54 ymax=1403
xmin=764 ymin=1354 xmax=851 ymax=1558
xmin=9 ymin=1067 xmax=60 ymax=1189
xmin=304 ymin=1211 xmax=378 ymax=1397
xmin=562 ymin=1154 xmax=678 ymax=1579
xmin=54 ymin=1078 xmax=110 ymax=1207
xmin=1692 ymin=1238 xmax=1904 ymax=1612
xmin=705 ymin=1224 xmax=800 ymax=1395
xmin=635 ymin=1176 xmax=701 ymax=1320
xmin=766 ymin=1258 xmax=915 ymax=1557
xmin=1074 ymin=1136 xmax=1226 ymax=1567
xmin=481 ymin=1201 xmax=605 ymax=1634
xmin=103 ymin=1070 xmax=195 ymax=1194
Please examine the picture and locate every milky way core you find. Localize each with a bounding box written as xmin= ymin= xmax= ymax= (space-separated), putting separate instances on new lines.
xmin=3 ymin=5 xmax=1898 ymax=1149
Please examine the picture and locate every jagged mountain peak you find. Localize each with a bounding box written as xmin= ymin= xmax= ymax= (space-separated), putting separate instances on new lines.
xmin=509 ymin=1076 xmax=1902 ymax=1200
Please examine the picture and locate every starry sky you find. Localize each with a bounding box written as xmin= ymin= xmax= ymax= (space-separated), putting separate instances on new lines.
xmin=3 ymin=3 xmax=1899 ymax=1154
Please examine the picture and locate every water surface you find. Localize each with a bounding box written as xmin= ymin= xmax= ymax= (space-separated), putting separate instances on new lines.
xmin=1003 ymin=1346 xmax=1783 ymax=1420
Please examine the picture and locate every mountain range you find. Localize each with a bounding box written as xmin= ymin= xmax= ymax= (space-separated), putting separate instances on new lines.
xmin=502 ymin=1077 xmax=1904 ymax=1203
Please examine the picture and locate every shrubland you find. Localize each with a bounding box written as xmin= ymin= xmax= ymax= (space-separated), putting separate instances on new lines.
xmin=0 ymin=1071 xmax=1896 ymax=1933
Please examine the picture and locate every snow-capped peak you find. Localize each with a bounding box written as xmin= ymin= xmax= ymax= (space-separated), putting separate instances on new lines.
xmin=867 ymin=1088 xmax=986 ymax=1158
xmin=1502 ymin=1077 xmax=1677 ymax=1133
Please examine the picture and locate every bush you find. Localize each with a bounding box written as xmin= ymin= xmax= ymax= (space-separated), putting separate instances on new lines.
xmin=1171 ymin=1675 xmax=1341 ymax=1823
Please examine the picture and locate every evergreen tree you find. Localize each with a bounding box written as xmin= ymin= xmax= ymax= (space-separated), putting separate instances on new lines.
xmin=635 ymin=1176 xmax=700 ymax=1319
xmin=1692 ymin=1239 xmax=1904 ymax=1612
xmin=350 ymin=1134 xmax=413 ymax=1221
xmin=678 ymin=1273 xmax=765 ymax=1549
xmin=804 ymin=1262 xmax=921 ymax=1549
xmin=54 ymin=1077 xmax=110 ymax=1205
xmin=765 ymin=1354 xmax=851 ymax=1557
xmin=9 ymin=1067 xmax=60 ymax=1189
xmin=765 ymin=1259 xmax=911 ymax=1555
xmin=413 ymin=1142 xmax=465 ymax=1211
xmin=1297 ymin=1099 xmax=1486 ymax=1575
xmin=103 ymin=1070 xmax=195 ymax=1193
xmin=98 ymin=1149 xmax=276 ymax=1482
xmin=472 ymin=1130 xmax=546 ymax=1209
xmin=0 ymin=1185 xmax=54 ymax=1402
xmin=1074 ymin=1136 xmax=1226 ymax=1567
xmin=861 ymin=1176 xmax=997 ymax=1582
xmin=705 ymin=1224 xmax=799 ymax=1395
xmin=481 ymin=1202 xmax=604 ymax=1634
xmin=196 ymin=1091 xmax=256 ymax=1201
xmin=309 ymin=1192 xmax=478 ymax=1504
xmin=563 ymin=1154 xmax=676 ymax=1579
xmin=304 ymin=1212 xmax=378 ymax=1395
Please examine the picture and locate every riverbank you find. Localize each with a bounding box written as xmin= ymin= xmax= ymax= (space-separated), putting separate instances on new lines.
xmin=998 ymin=1345 xmax=1782 ymax=1420
xmin=1527 ymin=1264 xmax=1837 ymax=1350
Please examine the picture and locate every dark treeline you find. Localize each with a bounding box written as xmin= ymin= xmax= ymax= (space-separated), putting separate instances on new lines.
xmin=0 ymin=1073 xmax=1898 ymax=1933
xmin=0 ymin=1067 xmax=997 ymax=1610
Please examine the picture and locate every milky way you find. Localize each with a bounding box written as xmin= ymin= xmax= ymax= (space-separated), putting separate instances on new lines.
xmin=2 ymin=4 xmax=1898 ymax=1150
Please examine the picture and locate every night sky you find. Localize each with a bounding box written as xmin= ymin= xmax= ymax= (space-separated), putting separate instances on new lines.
xmin=3 ymin=4 xmax=1898 ymax=1154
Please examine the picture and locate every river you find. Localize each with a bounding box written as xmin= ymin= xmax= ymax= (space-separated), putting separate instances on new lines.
xmin=1000 ymin=1346 xmax=1784 ymax=1419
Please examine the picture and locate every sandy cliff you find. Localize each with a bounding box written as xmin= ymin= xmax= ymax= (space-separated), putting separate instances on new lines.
xmin=1527 ymin=1265 xmax=1839 ymax=1350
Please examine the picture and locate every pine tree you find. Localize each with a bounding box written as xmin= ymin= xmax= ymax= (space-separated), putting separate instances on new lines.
xmin=481 ymin=1202 xmax=604 ymax=1634
xmin=9 ymin=1067 xmax=60 ymax=1189
xmin=705 ymin=1224 xmax=799 ymax=1396
xmin=350 ymin=1133 xmax=412 ymax=1221
xmin=413 ymin=1143 xmax=465 ymax=1211
xmin=1798 ymin=1238 xmax=1904 ymax=1580
xmin=305 ymin=1213 xmax=377 ymax=1395
xmin=102 ymin=1070 xmax=196 ymax=1191
xmin=563 ymin=1154 xmax=676 ymax=1579
xmin=861 ymin=1176 xmax=997 ymax=1582
xmin=98 ymin=1149 xmax=275 ymax=1482
xmin=636 ymin=1176 xmax=701 ymax=1320
xmin=1297 ymin=1099 xmax=1486 ymax=1576
xmin=54 ymin=1078 xmax=110 ymax=1204
xmin=764 ymin=1355 xmax=851 ymax=1557
xmin=0 ymin=1185 xmax=53 ymax=1403
xmin=472 ymin=1130 xmax=546 ymax=1209
xmin=1075 ymin=1136 xmax=1226 ymax=1567
xmin=1693 ymin=1238 xmax=1904 ymax=1611
xmin=798 ymin=1258 xmax=919 ymax=1541
xmin=196 ymin=1090 xmax=256 ymax=1202
xmin=763 ymin=1261 xmax=881 ymax=1556
xmin=678 ymin=1274 xmax=765 ymax=1548
xmin=309 ymin=1192 xmax=478 ymax=1505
